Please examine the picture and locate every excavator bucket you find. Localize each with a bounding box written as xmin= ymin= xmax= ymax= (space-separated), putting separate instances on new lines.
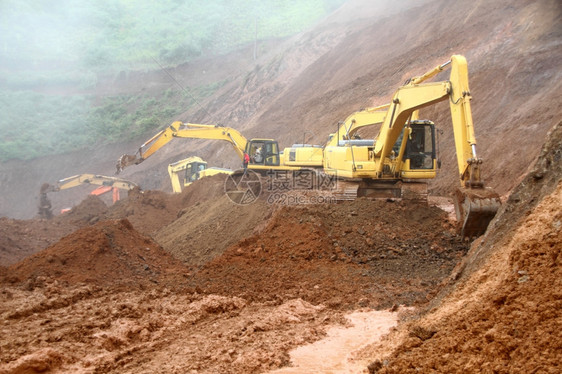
xmin=116 ymin=154 xmax=139 ymax=174
xmin=453 ymin=187 xmax=501 ymax=239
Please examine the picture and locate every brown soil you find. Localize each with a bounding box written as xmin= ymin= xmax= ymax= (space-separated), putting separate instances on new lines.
xmin=0 ymin=0 xmax=561 ymax=373
xmin=360 ymin=121 xmax=562 ymax=373
xmin=5 ymin=219 xmax=189 ymax=289
xmin=0 ymin=196 xmax=109 ymax=267
xmin=0 ymin=218 xmax=78 ymax=267
xmin=103 ymin=173 xmax=229 ymax=236
xmin=0 ymin=174 xmax=228 ymax=266
xmin=191 ymin=199 xmax=467 ymax=309
xmin=154 ymin=195 xmax=272 ymax=267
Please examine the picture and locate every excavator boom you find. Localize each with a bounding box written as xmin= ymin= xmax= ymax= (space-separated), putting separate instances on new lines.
xmin=56 ymin=174 xmax=138 ymax=191
xmin=116 ymin=122 xmax=247 ymax=173
xmin=38 ymin=174 xmax=138 ymax=218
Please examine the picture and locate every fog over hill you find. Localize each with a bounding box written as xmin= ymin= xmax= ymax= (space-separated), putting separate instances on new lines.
xmin=0 ymin=0 xmax=561 ymax=218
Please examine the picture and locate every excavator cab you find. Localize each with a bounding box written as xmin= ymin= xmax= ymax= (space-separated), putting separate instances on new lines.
xmin=404 ymin=121 xmax=436 ymax=170
xmin=246 ymin=139 xmax=280 ymax=166
xmin=184 ymin=160 xmax=207 ymax=184
xmin=397 ymin=120 xmax=437 ymax=179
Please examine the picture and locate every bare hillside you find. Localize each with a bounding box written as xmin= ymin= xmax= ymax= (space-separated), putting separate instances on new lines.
xmin=0 ymin=0 xmax=560 ymax=219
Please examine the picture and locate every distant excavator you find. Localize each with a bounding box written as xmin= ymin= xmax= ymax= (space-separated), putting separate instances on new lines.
xmin=38 ymin=174 xmax=139 ymax=218
xmin=116 ymin=123 xmax=323 ymax=174
xmin=168 ymin=156 xmax=232 ymax=193
xmin=116 ymin=55 xmax=499 ymax=238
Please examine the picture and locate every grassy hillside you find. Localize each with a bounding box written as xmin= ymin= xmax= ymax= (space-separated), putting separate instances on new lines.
xmin=0 ymin=0 xmax=345 ymax=161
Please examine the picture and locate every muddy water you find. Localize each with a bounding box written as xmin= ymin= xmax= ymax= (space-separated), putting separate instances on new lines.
xmin=269 ymin=309 xmax=398 ymax=373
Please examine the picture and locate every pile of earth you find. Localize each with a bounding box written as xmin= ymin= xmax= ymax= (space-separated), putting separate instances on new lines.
xmin=0 ymin=217 xmax=79 ymax=267
xmin=190 ymin=198 xmax=468 ymax=309
xmin=0 ymin=173 xmax=229 ymax=267
xmin=100 ymin=172 xmax=229 ymax=236
xmin=4 ymin=219 xmax=189 ymax=289
xmin=361 ymin=121 xmax=562 ymax=373
xmin=154 ymin=194 xmax=272 ymax=268
xmin=0 ymin=185 xmax=113 ymax=268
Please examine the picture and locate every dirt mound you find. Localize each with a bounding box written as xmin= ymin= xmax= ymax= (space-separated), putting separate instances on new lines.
xmin=191 ymin=198 xmax=469 ymax=309
xmin=364 ymin=121 xmax=562 ymax=372
xmin=102 ymin=188 xmax=183 ymax=236
xmin=103 ymin=174 xmax=228 ymax=236
xmin=175 ymin=172 xmax=230 ymax=209
xmin=56 ymin=195 xmax=109 ymax=225
xmin=0 ymin=218 xmax=80 ymax=267
xmin=0 ymin=195 xmax=114 ymax=267
xmin=0 ymin=173 xmax=231 ymax=268
xmin=5 ymin=219 xmax=189 ymax=288
xmin=154 ymin=194 xmax=272 ymax=267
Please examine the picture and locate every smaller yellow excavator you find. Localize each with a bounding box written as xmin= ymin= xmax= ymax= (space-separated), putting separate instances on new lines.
xmin=168 ymin=156 xmax=232 ymax=193
xmin=38 ymin=174 xmax=138 ymax=218
xmin=116 ymin=123 xmax=323 ymax=174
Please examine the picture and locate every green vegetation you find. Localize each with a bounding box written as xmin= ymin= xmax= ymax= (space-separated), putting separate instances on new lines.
xmin=0 ymin=83 xmax=222 ymax=160
xmin=0 ymin=0 xmax=345 ymax=161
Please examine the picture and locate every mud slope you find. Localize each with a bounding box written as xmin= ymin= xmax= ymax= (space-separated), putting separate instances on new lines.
xmin=360 ymin=121 xmax=562 ymax=373
xmin=1 ymin=0 xmax=561 ymax=219
xmin=190 ymin=198 xmax=469 ymax=309
xmin=154 ymin=194 xmax=272 ymax=268
xmin=6 ymin=219 xmax=189 ymax=288
xmin=0 ymin=174 xmax=228 ymax=266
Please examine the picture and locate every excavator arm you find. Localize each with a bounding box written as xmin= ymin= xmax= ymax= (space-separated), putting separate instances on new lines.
xmin=38 ymin=174 xmax=138 ymax=218
xmin=323 ymin=55 xmax=499 ymax=237
xmin=116 ymin=122 xmax=248 ymax=173
xmin=55 ymin=174 xmax=138 ymax=191
xmin=373 ymin=55 xmax=500 ymax=237
xmin=326 ymin=104 xmax=390 ymax=148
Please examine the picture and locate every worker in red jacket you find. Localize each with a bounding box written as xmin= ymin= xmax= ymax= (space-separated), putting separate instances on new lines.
xmin=243 ymin=152 xmax=250 ymax=173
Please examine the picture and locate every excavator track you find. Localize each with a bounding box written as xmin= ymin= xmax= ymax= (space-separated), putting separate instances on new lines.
xmin=331 ymin=180 xmax=360 ymax=202
xmin=453 ymin=187 xmax=501 ymax=239
xmin=330 ymin=179 xmax=429 ymax=204
xmin=400 ymin=181 xmax=429 ymax=204
xmin=356 ymin=180 xmax=428 ymax=203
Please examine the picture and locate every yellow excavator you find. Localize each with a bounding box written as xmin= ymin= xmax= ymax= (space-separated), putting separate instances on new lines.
xmin=116 ymin=123 xmax=323 ymax=174
xmin=323 ymin=55 xmax=500 ymax=237
xmin=116 ymin=55 xmax=498 ymax=237
xmin=38 ymin=174 xmax=139 ymax=218
xmin=168 ymin=156 xmax=232 ymax=193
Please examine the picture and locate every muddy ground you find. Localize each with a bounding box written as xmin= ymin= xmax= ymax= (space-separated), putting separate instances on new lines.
xmin=0 ymin=121 xmax=560 ymax=373
xmin=0 ymin=179 xmax=471 ymax=373
xmin=1 ymin=0 xmax=561 ymax=373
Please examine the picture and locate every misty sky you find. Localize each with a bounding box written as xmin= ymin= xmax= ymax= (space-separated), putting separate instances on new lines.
xmin=0 ymin=0 xmax=345 ymax=74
